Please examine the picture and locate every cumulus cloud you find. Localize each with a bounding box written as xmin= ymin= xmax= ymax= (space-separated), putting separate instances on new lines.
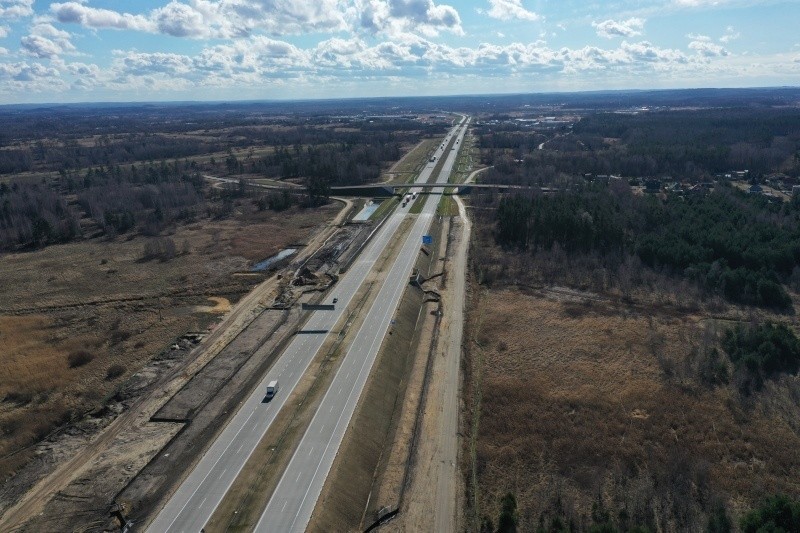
xmin=67 ymin=61 xmax=101 ymax=78
xmin=593 ymin=18 xmax=645 ymax=39
xmin=0 ymin=22 xmax=745 ymax=98
xmin=20 ymin=23 xmax=76 ymax=58
xmin=313 ymin=37 xmax=368 ymax=68
xmin=359 ymin=0 xmax=463 ymax=37
xmin=689 ymin=38 xmax=728 ymax=57
xmin=0 ymin=60 xmax=69 ymax=93
xmin=152 ymin=2 xmax=208 ymax=38
xmin=51 ymin=2 xmax=155 ymax=32
xmin=0 ymin=0 xmax=34 ymax=20
xmin=52 ymin=0 xmax=350 ymax=38
xmin=482 ymin=0 xmax=539 ymax=22
xmin=91 ymin=33 xmax=729 ymax=88
xmin=220 ymin=0 xmax=350 ymax=36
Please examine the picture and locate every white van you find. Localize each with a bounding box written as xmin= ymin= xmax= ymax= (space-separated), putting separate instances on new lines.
xmin=265 ymin=380 xmax=279 ymax=400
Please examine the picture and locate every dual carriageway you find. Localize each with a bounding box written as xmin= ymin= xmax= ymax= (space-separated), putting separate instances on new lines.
xmin=148 ymin=117 xmax=471 ymax=532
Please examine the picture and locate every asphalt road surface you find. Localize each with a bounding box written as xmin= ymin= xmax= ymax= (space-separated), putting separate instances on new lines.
xmin=253 ymin=118 xmax=470 ymax=533
xmin=145 ymin=120 xmax=465 ymax=533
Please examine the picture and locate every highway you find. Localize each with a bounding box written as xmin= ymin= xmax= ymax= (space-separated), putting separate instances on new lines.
xmin=145 ymin=119 xmax=466 ymax=533
xmin=253 ymin=117 xmax=470 ymax=532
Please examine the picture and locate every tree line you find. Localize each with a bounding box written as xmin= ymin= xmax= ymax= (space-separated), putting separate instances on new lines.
xmin=0 ymin=160 xmax=207 ymax=249
xmin=0 ymin=181 xmax=80 ymax=249
xmin=493 ymin=184 xmax=800 ymax=310
xmin=480 ymin=108 xmax=800 ymax=181
xmin=480 ymin=491 xmax=799 ymax=533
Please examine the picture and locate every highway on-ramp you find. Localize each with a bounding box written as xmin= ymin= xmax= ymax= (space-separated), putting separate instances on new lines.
xmin=254 ymin=118 xmax=470 ymax=533
xmin=145 ymin=119 xmax=466 ymax=533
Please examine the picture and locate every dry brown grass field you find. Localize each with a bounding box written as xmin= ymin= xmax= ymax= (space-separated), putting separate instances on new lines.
xmin=0 ymin=201 xmax=336 ymax=479
xmin=465 ymin=286 xmax=800 ymax=531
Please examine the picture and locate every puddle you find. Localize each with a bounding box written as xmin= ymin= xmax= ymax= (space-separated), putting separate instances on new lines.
xmin=252 ymin=248 xmax=297 ymax=271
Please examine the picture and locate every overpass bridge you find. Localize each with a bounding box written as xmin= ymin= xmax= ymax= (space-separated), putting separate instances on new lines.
xmin=328 ymin=183 xmax=558 ymax=197
xmin=205 ymin=174 xmax=557 ymax=197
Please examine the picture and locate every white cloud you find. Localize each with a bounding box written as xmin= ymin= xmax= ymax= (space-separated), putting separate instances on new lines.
xmin=220 ymin=0 xmax=350 ymax=36
xmin=593 ymin=18 xmax=645 ymax=39
xmin=689 ymin=38 xmax=729 ymax=57
xmin=482 ymin=0 xmax=539 ymax=22
xmin=52 ymin=0 xmax=351 ymax=38
xmin=153 ymin=2 xmax=208 ymax=38
xmin=67 ymin=61 xmax=101 ymax=78
xmin=118 ymin=51 xmax=196 ymax=77
xmin=20 ymin=23 xmax=76 ymax=58
xmin=0 ymin=18 xmax=760 ymax=99
xmin=0 ymin=60 xmax=68 ymax=93
xmin=359 ymin=0 xmax=463 ymax=37
xmin=0 ymin=25 xmax=8 ymax=38
xmin=720 ymin=26 xmax=740 ymax=43
xmin=313 ymin=37 xmax=367 ymax=68
xmin=0 ymin=0 xmax=34 ymax=20
xmin=51 ymin=2 xmax=156 ymax=32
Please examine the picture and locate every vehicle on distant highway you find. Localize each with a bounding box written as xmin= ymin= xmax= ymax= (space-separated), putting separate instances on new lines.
xmin=265 ymin=381 xmax=279 ymax=401
xmin=430 ymin=156 xmax=436 ymax=162
xmin=332 ymin=298 xmax=338 ymax=304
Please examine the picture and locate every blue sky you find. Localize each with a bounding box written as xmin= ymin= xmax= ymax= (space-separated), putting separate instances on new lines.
xmin=0 ymin=0 xmax=798 ymax=104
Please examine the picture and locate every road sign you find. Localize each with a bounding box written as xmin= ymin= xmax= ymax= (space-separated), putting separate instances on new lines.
xmin=422 ymin=235 xmax=433 ymax=245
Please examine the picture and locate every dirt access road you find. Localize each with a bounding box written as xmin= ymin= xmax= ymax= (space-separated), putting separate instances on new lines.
xmin=388 ymin=190 xmax=471 ymax=533
xmin=433 ymin=194 xmax=470 ymax=531
xmin=0 ymin=199 xmax=351 ymax=532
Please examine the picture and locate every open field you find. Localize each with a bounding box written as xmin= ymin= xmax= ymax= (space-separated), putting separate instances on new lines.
xmin=0 ymin=201 xmax=337 ymax=482
xmin=464 ymin=285 xmax=800 ymax=531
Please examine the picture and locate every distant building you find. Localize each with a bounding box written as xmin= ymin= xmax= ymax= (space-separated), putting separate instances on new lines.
xmin=792 ymin=185 xmax=800 ymax=197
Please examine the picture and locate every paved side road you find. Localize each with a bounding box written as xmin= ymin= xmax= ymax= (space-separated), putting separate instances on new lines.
xmin=144 ymin=122 xmax=464 ymax=533
xmin=254 ymin=117 xmax=470 ymax=533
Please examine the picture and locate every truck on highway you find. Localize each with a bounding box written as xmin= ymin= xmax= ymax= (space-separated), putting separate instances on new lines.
xmin=265 ymin=380 xmax=279 ymax=401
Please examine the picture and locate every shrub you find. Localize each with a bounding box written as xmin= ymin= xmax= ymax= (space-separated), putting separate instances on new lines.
xmin=741 ymin=495 xmax=800 ymax=533
xmin=110 ymin=329 xmax=132 ymax=345
xmin=141 ymin=236 xmax=177 ymax=262
xmin=2 ymin=391 xmax=33 ymax=406
xmin=699 ymin=348 xmax=730 ymax=386
xmin=67 ymin=350 xmax=94 ymax=368
xmin=707 ymin=504 xmax=732 ymax=533
xmin=722 ymin=322 xmax=800 ymax=391
xmin=497 ymin=492 xmax=518 ymax=533
xmin=106 ymin=364 xmax=125 ymax=380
